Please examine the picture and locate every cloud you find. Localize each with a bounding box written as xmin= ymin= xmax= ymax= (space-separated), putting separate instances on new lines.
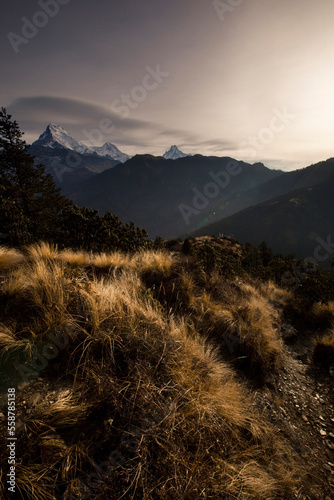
xmin=154 ymin=130 xmax=239 ymax=154
xmin=7 ymin=95 xmax=164 ymax=145
xmin=8 ymin=95 xmax=231 ymax=156
xmin=5 ymin=95 xmax=297 ymax=164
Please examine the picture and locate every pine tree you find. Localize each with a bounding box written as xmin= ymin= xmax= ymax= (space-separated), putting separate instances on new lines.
xmin=0 ymin=108 xmax=69 ymax=245
xmin=0 ymin=108 xmax=150 ymax=251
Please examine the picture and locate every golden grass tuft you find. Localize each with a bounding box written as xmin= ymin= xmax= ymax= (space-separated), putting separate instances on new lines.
xmin=15 ymin=465 xmax=59 ymax=500
xmin=131 ymin=249 xmax=176 ymax=274
xmin=0 ymin=244 xmax=308 ymax=499
xmin=26 ymin=241 xmax=59 ymax=261
xmin=31 ymin=390 xmax=91 ymax=428
xmin=162 ymin=273 xmax=285 ymax=382
xmin=259 ymin=280 xmax=294 ymax=307
xmin=58 ymin=249 xmax=91 ymax=267
xmin=0 ymin=246 xmax=25 ymax=269
xmin=90 ymin=250 xmax=130 ymax=269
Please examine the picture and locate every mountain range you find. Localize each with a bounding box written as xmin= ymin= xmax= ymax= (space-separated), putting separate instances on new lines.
xmin=191 ymin=159 xmax=334 ymax=263
xmin=29 ymin=124 xmax=189 ymax=189
xmin=69 ymin=154 xmax=281 ymax=238
xmin=28 ymin=124 xmax=334 ymax=262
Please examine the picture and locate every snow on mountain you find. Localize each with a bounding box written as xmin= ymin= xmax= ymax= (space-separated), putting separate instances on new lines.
xmin=163 ymin=145 xmax=189 ymax=160
xmin=33 ymin=123 xmax=89 ymax=154
xmin=33 ymin=124 xmax=131 ymax=163
xmin=91 ymin=143 xmax=130 ymax=163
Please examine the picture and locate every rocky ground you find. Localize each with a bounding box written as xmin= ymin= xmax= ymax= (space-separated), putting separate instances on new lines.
xmin=1 ymin=334 xmax=333 ymax=499
xmin=254 ymin=328 xmax=334 ymax=499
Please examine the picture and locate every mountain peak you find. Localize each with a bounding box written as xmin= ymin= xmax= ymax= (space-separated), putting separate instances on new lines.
xmin=32 ymin=124 xmax=130 ymax=162
xmin=47 ymin=122 xmax=64 ymax=131
xmin=91 ymin=142 xmax=130 ymax=163
xmin=163 ymin=145 xmax=189 ymax=160
xmin=33 ymin=123 xmax=88 ymax=154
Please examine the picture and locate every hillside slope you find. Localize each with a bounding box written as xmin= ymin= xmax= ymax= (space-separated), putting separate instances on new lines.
xmin=209 ymin=157 xmax=334 ymax=224
xmin=69 ymin=154 xmax=283 ymax=238
xmin=0 ymin=240 xmax=333 ymax=499
xmin=29 ymin=144 xmax=120 ymax=191
xmin=191 ymin=174 xmax=334 ymax=262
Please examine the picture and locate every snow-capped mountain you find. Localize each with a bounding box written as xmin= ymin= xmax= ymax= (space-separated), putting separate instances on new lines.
xmin=33 ymin=123 xmax=89 ymax=154
xmin=163 ymin=145 xmax=189 ymax=160
xmin=91 ymin=143 xmax=130 ymax=163
xmin=30 ymin=124 xmax=129 ymax=190
xmin=32 ymin=124 xmax=130 ymax=163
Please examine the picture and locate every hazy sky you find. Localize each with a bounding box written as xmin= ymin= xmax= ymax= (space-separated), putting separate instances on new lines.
xmin=2 ymin=0 xmax=334 ymax=170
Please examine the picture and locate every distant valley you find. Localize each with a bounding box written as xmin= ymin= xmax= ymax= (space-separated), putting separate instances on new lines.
xmin=30 ymin=124 xmax=334 ymax=261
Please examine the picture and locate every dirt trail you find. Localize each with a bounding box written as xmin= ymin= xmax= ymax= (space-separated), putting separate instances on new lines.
xmin=254 ymin=334 xmax=334 ymax=499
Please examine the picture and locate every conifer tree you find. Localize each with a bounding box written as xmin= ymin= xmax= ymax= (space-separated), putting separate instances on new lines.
xmin=0 ymin=108 xmax=150 ymax=251
xmin=0 ymin=108 xmax=69 ymax=245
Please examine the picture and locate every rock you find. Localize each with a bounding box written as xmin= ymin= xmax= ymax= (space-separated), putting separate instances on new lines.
xmin=320 ymin=429 xmax=327 ymax=436
xmin=279 ymin=406 xmax=287 ymax=417
xmin=326 ymin=440 xmax=334 ymax=450
xmin=302 ymin=415 xmax=308 ymax=422
xmin=328 ymin=432 xmax=334 ymax=439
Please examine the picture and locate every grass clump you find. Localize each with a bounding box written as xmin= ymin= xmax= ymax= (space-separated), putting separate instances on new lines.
xmin=0 ymin=246 xmax=25 ymax=269
xmin=0 ymin=242 xmax=309 ymax=499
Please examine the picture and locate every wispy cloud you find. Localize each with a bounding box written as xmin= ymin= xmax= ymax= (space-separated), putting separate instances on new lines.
xmin=8 ymin=95 xmax=157 ymax=133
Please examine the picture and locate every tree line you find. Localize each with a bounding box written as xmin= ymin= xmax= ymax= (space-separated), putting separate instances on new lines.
xmin=0 ymin=108 xmax=149 ymax=252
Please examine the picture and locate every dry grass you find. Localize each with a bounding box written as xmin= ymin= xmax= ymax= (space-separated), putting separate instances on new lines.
xmin=156 ymin=271 xmax=285 ymax=382
xmin=26 ymin=241 xmax=59 ymax=261
xmin=313 ymin=326 xmax=334 ymax=370
xmin=259 ymin=280 xmax=294 ymax=307
xmin=220 ymin=292 xmax=284 ymax=379
xmin=90 ymin=250 xmax=130 ymax=269
xmin=59 ymin=249 xmax=91 ymax=267
xmin=310 ymin=301 xmax=334 ymax=327
xmin=131 ymin=249 xmax=176 ymax=274
xmin=0 ymin=246 xmax=25 ymax=269
xmin=0 ymin=244 xmax=307 ymax=499
xmin=89 ymin=249 xmax=175 ymax=274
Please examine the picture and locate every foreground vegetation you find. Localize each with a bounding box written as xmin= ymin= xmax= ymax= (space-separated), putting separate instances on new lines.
xmin=0 ymin=112 xmax=333 ymax=498
xmin=0 ymin=240 xmax=333 ymax=499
